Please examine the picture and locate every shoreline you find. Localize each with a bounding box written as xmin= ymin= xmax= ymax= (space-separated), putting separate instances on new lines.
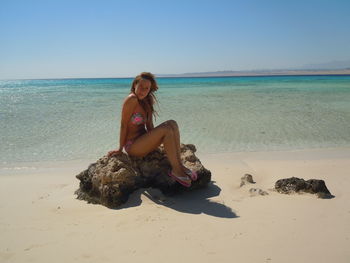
xmin=1 ymin=146 xmax=350 ymax=176
xmin=158 ymin=70 xmax=350 ymax=78
xmin=1 ymin=146 xmax=349 ymax=262
xmin=1 ymin=70 xmax=350 ymax=81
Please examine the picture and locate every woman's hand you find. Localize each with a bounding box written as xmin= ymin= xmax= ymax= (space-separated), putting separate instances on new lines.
xmin=107 ymin=149 xmax=122 ymax=157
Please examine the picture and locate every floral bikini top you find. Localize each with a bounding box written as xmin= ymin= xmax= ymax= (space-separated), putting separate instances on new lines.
xmin=131 ymin=112 xmax=146 ymax=125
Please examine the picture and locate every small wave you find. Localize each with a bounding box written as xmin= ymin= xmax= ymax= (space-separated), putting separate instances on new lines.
xmin=1 ymin=166 xmax=37 ymax=170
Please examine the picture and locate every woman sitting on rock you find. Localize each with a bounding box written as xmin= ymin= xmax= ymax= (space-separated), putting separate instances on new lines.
xmin=107 ymin=72 xmax=197 ymax=187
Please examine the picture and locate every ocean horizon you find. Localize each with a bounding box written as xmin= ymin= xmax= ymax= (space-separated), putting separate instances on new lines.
xmin=1 ymin=75 xmax=350 ymax=166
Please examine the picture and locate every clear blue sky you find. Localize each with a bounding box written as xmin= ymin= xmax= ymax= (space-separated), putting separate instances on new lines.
xmin=1 ymin=0 xmax=349 ymax=79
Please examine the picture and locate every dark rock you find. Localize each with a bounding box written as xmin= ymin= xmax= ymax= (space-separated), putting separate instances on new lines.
xmin=75 ymin=144 xmax=212 ymax=208
xmin=240 ymin=174 xmax=255 ymax=187
xmin=249 ymin=188 xmax=269 ymax=196
xmin=275 ymin=177 xmax=333 ymax=198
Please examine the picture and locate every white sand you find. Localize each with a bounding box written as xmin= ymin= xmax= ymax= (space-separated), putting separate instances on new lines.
xmin=1 ymin=148 xmax=350 ymax=263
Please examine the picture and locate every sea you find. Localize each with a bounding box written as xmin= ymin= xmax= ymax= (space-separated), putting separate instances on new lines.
xmin=1 ymin=75 xmax=350 ymax=166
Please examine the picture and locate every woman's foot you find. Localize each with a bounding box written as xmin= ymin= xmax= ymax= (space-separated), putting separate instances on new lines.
xmin=182 ymin=165 xmax=198 ymax=181
xmin=168 ymin=169 xmax=191 ymax=187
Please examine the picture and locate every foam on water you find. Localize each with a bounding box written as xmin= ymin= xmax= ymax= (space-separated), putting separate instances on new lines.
xmin=1 ymin=76 xmax=350 ymax=165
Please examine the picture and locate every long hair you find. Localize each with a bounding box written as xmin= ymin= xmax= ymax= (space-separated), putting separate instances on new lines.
xmin=130 ymin=72 xmax=159 ymax=120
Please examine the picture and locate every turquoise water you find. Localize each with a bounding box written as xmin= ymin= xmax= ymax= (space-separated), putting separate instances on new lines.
xmin=1 ymin=75 xmax=350 ymax=165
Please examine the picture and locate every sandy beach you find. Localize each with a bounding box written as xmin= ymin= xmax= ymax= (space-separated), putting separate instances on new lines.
xmin=1 ymin=148 xmax=349 ymax=263
xmin=2 ymin=0 xmax=350 ymax=261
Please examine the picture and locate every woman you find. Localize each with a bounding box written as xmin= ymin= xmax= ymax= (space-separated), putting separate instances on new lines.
xmin=107 ymin=72 xmax=197 ymax=187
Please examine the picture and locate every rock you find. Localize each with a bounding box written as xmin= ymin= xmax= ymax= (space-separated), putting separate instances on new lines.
xmin=275 ymin=177 xmax=333 ymax=198
xmin=249 ymin=188 xmax=269 ymax=196
xmin=240 ymin=174 xmax=255 ymax=187
xmin=75 ymin=144 xmax=212 ymax=208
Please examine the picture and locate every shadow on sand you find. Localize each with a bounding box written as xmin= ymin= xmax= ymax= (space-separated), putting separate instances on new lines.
xmin=116 ymin=181 xmax=238 ymax=219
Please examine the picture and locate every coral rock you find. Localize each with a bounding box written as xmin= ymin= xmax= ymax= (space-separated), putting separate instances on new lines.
xmin=275 ymin=177 xmax=333 ymax=198
xmin=240 ymin=174 xmax=255 ymax=187
xmin=249 ymin=188 xmax=269 ymax=196
xmin=75 ymin=144 xmax=211 ymax=208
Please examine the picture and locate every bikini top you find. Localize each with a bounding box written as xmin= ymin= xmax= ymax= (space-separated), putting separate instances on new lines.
xmin=131 ymin=112 xmax=146 ymax=125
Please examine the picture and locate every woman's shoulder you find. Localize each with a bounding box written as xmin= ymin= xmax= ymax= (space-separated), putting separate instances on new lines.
xmin=123 ymin=94 xmax=138 ymax=107
xmin=125 ymin=93 xmax=137 ymax=101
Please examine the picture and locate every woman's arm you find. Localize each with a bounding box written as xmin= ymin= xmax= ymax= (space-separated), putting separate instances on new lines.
xmin=146 ymin=115 xmax=154 ymax=132
xmin=118 ymin=95 xmax=138 ymax=150
xmin=118 ymin=122 xmax=127 ymax=151
xmin=108 ymin=95 xmax=137 ymax=156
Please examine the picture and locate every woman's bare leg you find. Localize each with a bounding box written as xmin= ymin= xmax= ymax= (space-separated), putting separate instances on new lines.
xmin=127 ymin=122 xmax=191 ymax=184
xmin=167 ymin=120 xmax=191 ymax=173
xmin=166 ymin=120 xmax=181 ymax=158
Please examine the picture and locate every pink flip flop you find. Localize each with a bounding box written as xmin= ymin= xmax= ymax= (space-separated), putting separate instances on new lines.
xmin=168 ymin=171 xmax=191 ymax=187
xmin=184 ymin=168 xmax=198 ymax=181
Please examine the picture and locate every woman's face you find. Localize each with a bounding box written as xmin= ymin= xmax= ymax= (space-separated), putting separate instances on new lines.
xmin=135 ymin=79 xmax=151 ymax=100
